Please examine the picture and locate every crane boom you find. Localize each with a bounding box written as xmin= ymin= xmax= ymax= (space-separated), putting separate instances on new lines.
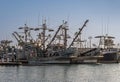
xmin=12 ymin=32 xmax=24 ymax=46
xmin=47 ymin=25 xmax=62 ymax=49
xmin=12 ymin=33 xmax=20 ymax=42
xmin=14 ymin=31 xmax=24 ymax=42
xmin=68 ymin=20 xmax=89 ymax=48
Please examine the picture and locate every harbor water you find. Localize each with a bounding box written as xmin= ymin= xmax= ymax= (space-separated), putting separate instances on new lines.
xmin=0 ymin=64 xmax=120 ymax=82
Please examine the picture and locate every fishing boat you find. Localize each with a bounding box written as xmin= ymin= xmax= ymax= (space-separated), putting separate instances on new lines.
xmin=11 ymin=19 xmax=120 ymax=65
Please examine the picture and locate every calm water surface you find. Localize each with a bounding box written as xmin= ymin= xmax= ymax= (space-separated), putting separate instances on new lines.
xmin=0 ymin=64 xmax=120 ymax=82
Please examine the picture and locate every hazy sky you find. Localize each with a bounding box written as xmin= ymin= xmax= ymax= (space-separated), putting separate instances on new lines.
xmin=0 ymin=0 xmax=120 ymax=46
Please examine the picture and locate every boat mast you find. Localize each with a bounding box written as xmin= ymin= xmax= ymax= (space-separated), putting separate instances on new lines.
xmin=34 ymin=20 xmax=54 ymax=50
xmin=42 ymin=22 xmax=46 ymax=50
xmin=62 ymin=21 xmax=68 ymax=49
xmin=18 ymin=24 xmax=34 ymax=43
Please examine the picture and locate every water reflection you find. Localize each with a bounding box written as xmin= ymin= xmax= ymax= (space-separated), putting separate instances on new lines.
xmin=39 ymin=65 xmax=79 ymax=82
xmin=0 ymin=64 xmax=120 ymax=82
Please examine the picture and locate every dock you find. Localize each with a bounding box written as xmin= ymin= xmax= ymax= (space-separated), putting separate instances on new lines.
xmin=0 ymin=62 xmax=22 ymax=66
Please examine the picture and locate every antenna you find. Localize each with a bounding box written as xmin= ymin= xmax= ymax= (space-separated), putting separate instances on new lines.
xmin=25 ymin=17 xmax=28 ymax=25
xmin=42 ymin=16 xmax=46 ymax=24
xmin=38 ymin=14 xmax=40 ymax=26
xmin=107 ymin=17 xmax=109 ymax=35
xmin=42 ymin=16 xmax=44 ymax=24
xmin=62 ymin=20 xmax=64 ymax=24
xmin=44 ymin=18 xmax=46 ymax=24
xmin=67 ymin=15 xmax=69 ymax=25
xmin=48 ymin=17 xmax=50 ymax=27
xmin=101 ymin=17 xmax=104 ymax=35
